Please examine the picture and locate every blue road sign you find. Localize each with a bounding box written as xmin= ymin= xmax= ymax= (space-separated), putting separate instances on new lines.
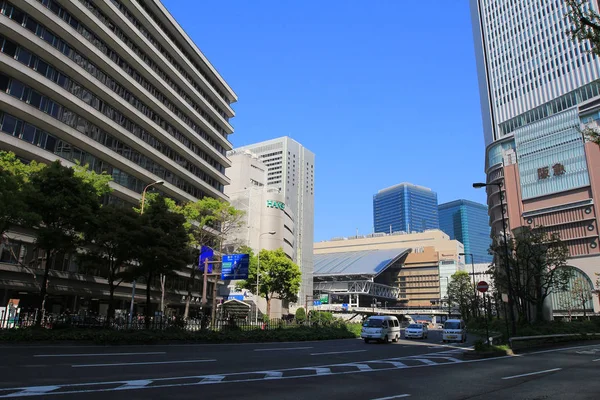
xmin=341 ymin=303 xmax=349 ymax=311
xmin=199 ymin=246 xmax=213 ymax=273
xmin=221 ymin=254 xmax=250 ymax=280
xmin=313 ymin=300 xmax=322 ymax=306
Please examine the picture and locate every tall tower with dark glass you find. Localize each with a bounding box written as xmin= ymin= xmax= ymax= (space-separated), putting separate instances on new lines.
xmin=438 ymin=199 xmax=492 ymax=264
xmin=373 ymin=183 xmax=439 ymax=234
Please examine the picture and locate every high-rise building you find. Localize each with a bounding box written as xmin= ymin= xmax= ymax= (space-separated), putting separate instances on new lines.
xmin=222 ymin=150 xmax=295 ymax=318
xmin=0 ymin=0 xmax=236 ymax=316
xmin=438 ymin=199 xmax=492 ymax=264
xmin=232 ymin=137 xmax=315 ymax=307
xmin=471 ymin=0 xmax=600 ymax=314
xmin=373 ymin=183 xmax=439 ymax=234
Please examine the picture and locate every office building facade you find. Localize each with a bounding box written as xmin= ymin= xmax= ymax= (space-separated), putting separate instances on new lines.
xmin=373 ymin=183 xmax=439 ymax=234
xmin=232 ymin=137 xmax=314 ymax=308
xmin=439 ymin=199 xmax=492 ymax=264
xmin=471 ymin=0 xmax=600 ymax=313
xmin=0 ymin=0 xmax=236 ymax=317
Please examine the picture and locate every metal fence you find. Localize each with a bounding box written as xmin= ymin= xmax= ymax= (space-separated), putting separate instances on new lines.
xmin=0 ymin=312 xmax=343 ymax=332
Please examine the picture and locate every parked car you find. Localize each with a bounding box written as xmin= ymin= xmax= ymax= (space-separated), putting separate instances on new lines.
xmin=442 ymin=319 xmax=467 ymax=343
xmin=361 ymin=316 xmax=401 ymax=343
xmin=404 ymin=323 xmax=428 ymax=339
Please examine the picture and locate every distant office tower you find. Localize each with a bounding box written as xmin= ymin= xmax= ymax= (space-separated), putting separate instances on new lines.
xmin=471 ymin=0 xmax=600 ymax=313
xmin=438 ymin=200 xmax=492 ymax=264
xmin=232 ymin=137 xmax=315 ymax=307
xmin=373 ymin=183 xmax=439 ymax=234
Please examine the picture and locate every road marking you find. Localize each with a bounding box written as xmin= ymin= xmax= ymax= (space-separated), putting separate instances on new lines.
xmin=34 ymin=352 xmax=166 ymax=358
xmin=337 ymin=363 xmax=372 ymax=371
xmin=370 ymin=394 xmax=411 ymax=400
xmin=72 ymin=359 xmax=216 ymax=368
xmin=115 ymin=380 xmax=153 ymax=390
xmin=310 ymin=350 xmax=366 ymax=356
xmin=592 ymin=358 xmax=600 ymax=362
xmin=501 ymin=368 xmax=562 ymax=380
xmin=264 ymin=371 xmax=283 ymax=379
xmin=254 ymin=347 xmax=313 ymax=352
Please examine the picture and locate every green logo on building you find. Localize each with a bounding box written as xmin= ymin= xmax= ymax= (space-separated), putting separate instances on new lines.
xmin=266 ymin=200 xmax=285 ymax=210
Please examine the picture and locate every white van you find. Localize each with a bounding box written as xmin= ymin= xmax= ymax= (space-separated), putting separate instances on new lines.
xmin=442 ymin=319 xmax=467 ymax=343
xmin=361 ymin=316 xmax=401 ymax=343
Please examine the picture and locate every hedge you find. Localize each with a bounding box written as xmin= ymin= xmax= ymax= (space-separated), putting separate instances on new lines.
xmin=0 ymin=324 xmax=363 ymax=345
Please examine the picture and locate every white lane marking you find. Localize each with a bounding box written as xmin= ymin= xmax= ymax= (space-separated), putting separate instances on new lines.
xmin=298 ymin=367 xmax=332 ymax=375
xmin=501 ymin=368 xmax=562 ymax=380
xmin=0 ymin=355 xmax=509 ymax=398
xmin=337 ymin=363 xmax=372 ymax=371
xmin=201 ymin=375 xmax=225 ymax=383
xmin=264 ymin=371 xmax=283 ymax=379
xmin=254 ymin=347 xmax=313 ymax=352
xmin=2 ymin=386 xmax=60 ymax=398
xmin=310 ymin=350 xmax=366 ymax=356
xmin=370 ymin=394 xmax=411 ymax=400
xmin=115 ymin=380 xmax=153 ymax=390
xmin=527 ymin=343 xmax=600 ymax=355
xmin=34 ymin=352 xmax=166 ymax=358
xmin=410 ymin=358 xmax=436 ymax=365
xmin=72 ymin=359 xmax=216 ymax=368
xmin=592 ymin=358 xmax=600 ymax=362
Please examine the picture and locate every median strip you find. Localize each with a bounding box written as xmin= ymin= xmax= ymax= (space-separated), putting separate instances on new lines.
xmin=501 ymin=368 xmax=562 ymax=380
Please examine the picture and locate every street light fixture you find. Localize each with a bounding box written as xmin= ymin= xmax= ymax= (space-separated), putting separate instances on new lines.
xmin=129 ymin=180 xmax=165 ymax=326
xmin=255 ymin=231 xmax=276 ymax=325
xmin=473 ymin=181 xmax=516 ymax=336
xmin=459 ymin=252 xmax=478 ymax=317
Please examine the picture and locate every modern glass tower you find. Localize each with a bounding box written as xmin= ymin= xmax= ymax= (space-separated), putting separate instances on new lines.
xmin=373 ymin=183 xmax=439 ymax=234
xmin=438 ymin=200 xmax=492 ymax=264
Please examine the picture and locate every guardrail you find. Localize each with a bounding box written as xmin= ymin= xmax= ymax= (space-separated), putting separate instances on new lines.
xmin=509 ymin=333 xmax=600 ymax=348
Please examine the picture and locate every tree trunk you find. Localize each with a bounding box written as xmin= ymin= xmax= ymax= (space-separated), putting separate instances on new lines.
xmin=183 ymin=268 xmax=196 ymax=320
xmin=145 ymin=272 xmax=152 ymax=330
xmin=266 ymin=296 xmax=271 ymax=321
xmin=107 ymin=282 xmax=115 ymax=327
xmin=36 ymin=250 xmax=52 ymax=326
xmin=582 ymin=298 xmax=587 ymax=318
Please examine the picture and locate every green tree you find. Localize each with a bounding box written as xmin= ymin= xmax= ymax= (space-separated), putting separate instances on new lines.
xmin=72 ymin=161 xmax=113 ymax=197
xmin=237 ymin=248 xmax=301 ymax=318
xmin=25 ymin=161 xmax=105 ymax=324
xmin=79 ymin=205 xmax=141 ymax=322
xmin=448 ymin=271 xmax=474 ymax=321
xmin=131 ymin=196 xmax=191 ymax=328
xmin=570 ymin=276 xmax=593 ymax=318
xmin=490 ymin=227 xmax=571 ymax=322
xmin=0 ymin=152 xmax=43 ymax=236
xmin=295 ymin=307 xmax=307 ymax=324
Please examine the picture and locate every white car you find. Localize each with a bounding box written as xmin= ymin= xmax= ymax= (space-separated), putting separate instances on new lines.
xmin=404 ymin=323 xmax=428 ymax=339
xmin=442 ymin=319 xmax=467 ymax=343
xmin=361 ymin=316 xmax=401 ymax=343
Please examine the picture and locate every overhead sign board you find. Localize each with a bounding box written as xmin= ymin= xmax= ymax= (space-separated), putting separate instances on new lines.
xmin=199 ymin=246 xmax=213 ymax=273
xmin=221 ymin=254 xmax=250 ymax=280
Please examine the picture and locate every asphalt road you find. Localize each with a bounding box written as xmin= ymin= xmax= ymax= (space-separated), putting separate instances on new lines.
xmin=0 ymin=329 xmax=599 ymax=399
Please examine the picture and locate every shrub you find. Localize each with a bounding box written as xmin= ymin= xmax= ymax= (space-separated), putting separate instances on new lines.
xmin=295 ymin=307 xmax=306 ymax=324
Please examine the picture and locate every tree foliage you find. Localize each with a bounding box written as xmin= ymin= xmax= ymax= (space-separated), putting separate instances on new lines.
xmin=79 ymin=205 xmax=142 ymax=321
xmin=25 ymin=161 xmax=105 ymax=323
xmin=130 ymin=196 xmax=191 ymax=328
xmin=490 ymin=227 xmax=571 ymax=322
xmin=448 ymin=271 xmax=474 ymax=321
xmin=237 ymin=248 xmax=301 ymax=318
xmin=0 ymin=152 xmax=43 ymax=236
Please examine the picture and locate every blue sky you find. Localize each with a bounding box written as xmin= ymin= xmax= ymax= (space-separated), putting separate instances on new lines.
xmin=162 ymin=0 xmax=488 ymax=242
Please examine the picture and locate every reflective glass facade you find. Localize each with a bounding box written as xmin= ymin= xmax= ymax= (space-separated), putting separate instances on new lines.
xmin=438 ymin=200 xmax=492 ymax=264
xmin=373 ymin=184 xmax=439 ymax=234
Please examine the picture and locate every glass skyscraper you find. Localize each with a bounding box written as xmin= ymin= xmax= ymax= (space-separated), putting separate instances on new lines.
xmin=373 ymin=183 xmax=439 ymax=234
xmin=438 ymin=200 xmax=492 ymax=264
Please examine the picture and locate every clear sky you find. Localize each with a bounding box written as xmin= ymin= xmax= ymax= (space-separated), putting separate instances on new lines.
xmin=162 ymin=0 xmax=489 ymax=242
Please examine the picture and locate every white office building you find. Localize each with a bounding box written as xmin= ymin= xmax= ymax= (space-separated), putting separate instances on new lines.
xmin=232 ymin=137 xmax=315 ymax=308
xmin=222 ymin=150 xmax=295 ymax=318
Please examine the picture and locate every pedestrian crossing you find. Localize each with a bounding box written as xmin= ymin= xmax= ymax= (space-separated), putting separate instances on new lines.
xmin=0 ymin=348 xmax=472 ymax=398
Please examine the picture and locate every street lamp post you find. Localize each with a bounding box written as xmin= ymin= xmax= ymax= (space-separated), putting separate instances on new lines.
xmin=255 ymin=231 xmax=276 ymax=325
xmin=473 ymin=181 xmax=517 ymax=336
xmin=128 ymin=180 xmax=164 ymax=326
xmin=460 ymin=252 xmax=478 ymax=317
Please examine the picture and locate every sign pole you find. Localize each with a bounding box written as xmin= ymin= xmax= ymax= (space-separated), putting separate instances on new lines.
xmin=484 ymin=292 xmax=490 ymax=345
xmin=201 ymin=258 xmax=208 ymax=307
